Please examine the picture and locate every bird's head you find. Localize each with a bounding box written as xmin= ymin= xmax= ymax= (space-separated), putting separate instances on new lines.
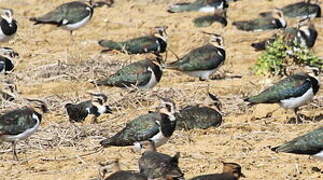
xmin=222 ymin=162 xmax=246 ymax=179
xmin=26 ymin=98 xmax=49 ymax=114
xmin=203 ymin=32 xmax=225 ymax=49
xmin=0 ymin=47 xmax=19 ymax=58
xmin=0 ymin=8 xmax=14 ymax=24
xmin=89 ymin=92 xmax=108 ymax=105
xmin=152 ymin=26 xmax=168 ymax=42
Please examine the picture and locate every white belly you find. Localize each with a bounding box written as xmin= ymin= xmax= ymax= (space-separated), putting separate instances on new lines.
xmin=280 ymin=88 xmax=314 ymax=109
xmin=313 ymin=150 xmax=323 ymax=161
xmin=149 ymin=131 xmax=169 ymax=148
xmin=97 ymin=105 xmax=107 ymax=114
xmin=0 ymin=113 xmax=40 ymax=142
xmin=0 ymin=29 xmax=14 ymax=42
xmin=62 ymin=14 xmax=91 ymax=31
xmin=198 ymin=6 xmax=216 ymax=13
xmin=185 ymin=69 xmax=217 ymax=80
xmin=141 ymin=70 xmax=158 ymax=89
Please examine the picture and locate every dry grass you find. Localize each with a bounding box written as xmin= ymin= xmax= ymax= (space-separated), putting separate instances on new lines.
xmin=0 ymin=0 xmax=322 ymax=179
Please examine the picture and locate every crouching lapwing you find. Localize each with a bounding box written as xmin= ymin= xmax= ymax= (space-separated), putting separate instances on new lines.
xmin=93 ymin=58 xmax=163 ymax=89
xmin=190 ymin=162 xmax=245 ymax=180
xmin=0 ymin=99 xmax=48 ymax=160
xmin=100 ymin=98 xmax=177 ymax=150
xmin=0 ymin=8 xmax=17 ymax=42
xmin=259 ymin=0 xmax=321 ymax=19
xmin=65 ymin=92 xmax=112 ymax=123
xmin=251 ymin=18 xmax=318 ymax=51
xmin=99 ymin=26 xmax=168 ymax=57
xmin=167 ymin=0 xmax=228 ymax=13
xmin=99 ymin=159 xmax=147 ymax=180
xmin=244 ymin=73 xmax=320 ymax=123
xmin=271 ymin=127 xmax=323 ymax=161
xmin=166 ymin=32 xmax=225 ymax=81
xmin=175 ymin=92 xmax=222 ymax=130
xmin=29 ymin=0 xmax=112 ymax=35
xmin=138 ymin=140 xmax=184 ymax=179
xmin=233 ymin=9 xmax=287 ymax=31
xmin=0 ymin=47 xmax=19 ymax=74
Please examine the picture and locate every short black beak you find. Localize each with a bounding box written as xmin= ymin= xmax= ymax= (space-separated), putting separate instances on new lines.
xmin=105 ymin=106 xmax=113 ymax=114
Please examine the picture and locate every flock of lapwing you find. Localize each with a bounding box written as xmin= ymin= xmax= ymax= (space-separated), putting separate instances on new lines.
xmin=0 ymin=0 xmax=322 ymax=179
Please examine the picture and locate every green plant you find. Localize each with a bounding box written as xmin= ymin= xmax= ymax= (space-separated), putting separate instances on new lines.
xmin=253 ymin=36 xmax=322 ymax=75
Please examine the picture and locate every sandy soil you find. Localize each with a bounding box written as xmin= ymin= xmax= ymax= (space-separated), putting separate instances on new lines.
xmin=0 ymin=0 xmax=322 ymax=179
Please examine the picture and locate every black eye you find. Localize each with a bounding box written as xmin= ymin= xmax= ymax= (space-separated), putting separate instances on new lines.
xmin=166 ymin=104 xmax=172 ymax=111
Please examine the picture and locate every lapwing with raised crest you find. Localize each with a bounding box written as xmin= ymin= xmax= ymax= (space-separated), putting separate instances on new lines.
xmin=233 ymin=9 xmax=287 ymax=31
xmin=0 ymin=99 xmax=48 ymax=160
xmin=259 ymin=0 xmax=321 ymax=19
xmin=251 ymin=18 xmax=318 ymax=51
xmin=244 ymin=72 xmax=320 ymax=123
xmin=99 ymin=159 xmax=148 ymax=180
xmin=93 ymin=58 xmax=163 ymax=89
xmin=166 ymin=32 xmax=225 ymax=81
xmin=190 ymin=162 xmax=246 ymax=180
xmin=29 ymin=0 xmax=112 ymax=35
xmin=65 ymin=92 xmax=112 ymax=123
xmin=99 ymin=26 xmax=168 ymax=57
xmin=138 ymin=140 xmax=184 ymax=179
xmin=0 ymin=47 xmax=19 ymax=74
xmin=175 ymin=92 xmax=223 ymax=130
xmin=100 ymin=97 xmax=178 ymax=150
xmin=0 ymin=8 xmax=17 ymax=42
xmin=167 ymin=0 xmax=228 ymax=13
xmin=272 ymin=127 xmax=323 ymax=161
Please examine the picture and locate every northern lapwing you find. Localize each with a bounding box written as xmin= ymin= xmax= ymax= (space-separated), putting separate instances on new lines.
xmin=99 ymin=159 xmax=147 ymax=180
xmin=100 ymin=98 xmax=178 ymax=149
xmin=0 ymin=99 xmax=48 ymax=160
xmin=0 ymin=47 xmax=19 ymax=74
xmin=65 ymin=93 xmax=112 ymax=123
xmin=167 ymin=0 xmax=228 ymax=13
xmin=166 ymin=32 xmax=225 ymax=81
xmin=29 ymin=0 xmax=107 ymax=35
xmin=138 ymin=140 xmax=184 ymax=179
xmin=93 ymin=58 xmax=163 ymax=89
xmin=99 ymin=26 xmax=168 ymax=57
xmin=259 ymin=0 xmax=321 ymax=19
xmin=175 ymin=93 xmax=222 ymax=130
xmin=271 ymin=127 xmax=323 ymax=161
xmin=190 ymin=162 xmax=246 ymax=180
xmin=193 ymin=8 xmax=228 ymax=27
xmin=251 ymin=19 xmax=318 ymax=51
xmin=244 ymin=73 xmax=320 ymax=123
xmin=0 ymin=8 xmax=17 ymax=42
xmin=233 ymin=9 xmax=287 ymax=31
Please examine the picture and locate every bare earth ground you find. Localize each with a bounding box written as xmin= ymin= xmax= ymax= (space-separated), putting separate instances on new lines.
xmin=0 ymin=0 xmax=322 ymax=179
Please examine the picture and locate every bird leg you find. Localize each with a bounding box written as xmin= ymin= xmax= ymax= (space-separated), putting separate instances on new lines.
xmin=12 ymin=141 xmax=18 ymax=161
xmin=91 ymin=115 xmax=99 ymax=124
xmin=294 ymin=108 xmax=301 ymax=124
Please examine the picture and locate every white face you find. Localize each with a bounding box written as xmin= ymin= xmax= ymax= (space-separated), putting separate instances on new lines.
xmin=1 ymin=9 xmax=13 ymax=24
xmin=210 ymin=35 xmax=224 ymax=48
xmin=154 ymin=27 xmax=168 ymax=41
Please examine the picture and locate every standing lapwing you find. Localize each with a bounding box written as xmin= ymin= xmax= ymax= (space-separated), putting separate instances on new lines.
xmin=166 ymin=32 xmax=225 ymax=81
xmin=0 ymin=8 xmax=17 ymax=42
xmin=167 ymin=0 xmax=228 ymax=13
xmin=65 ymin=93 xmax=112 ymax=123
xmin=271 ymin=127 xmax=323 ymax=161
xmin=99 ymin=159 xmax=148 ymax=180
xmin=93 ymin=58 xmax=163 ymax=89
xmin=190 ymin=162 xmax=246 ymax=180
xmin=0 ymin=99 xmax=48 ymax=160
xmin=29 ymin=0 xmax=112 ymax=35
xmin=99 ymin=26 xmax=168 ymax=57
xmin=244 ymin=73 xmax=320 ymax=123
xmin=138 ymin=140 xmax=184 ymax=180
xmin=233 ymin=9 xmax=287 ymax=31
xmin=193 ymin=7 xmax=228 ymax=27
xmin=259 ymin=0 xmax=321 ymax=19
xmin=175 ymin=92 xmax=223 ymax=130
xmin=0 ymin=47 xmax=19 ymax=74
xmin=100 ymin=97 xmax=178 ymax=149
xmin=251 ymin=18 xmax=318 ymax=51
